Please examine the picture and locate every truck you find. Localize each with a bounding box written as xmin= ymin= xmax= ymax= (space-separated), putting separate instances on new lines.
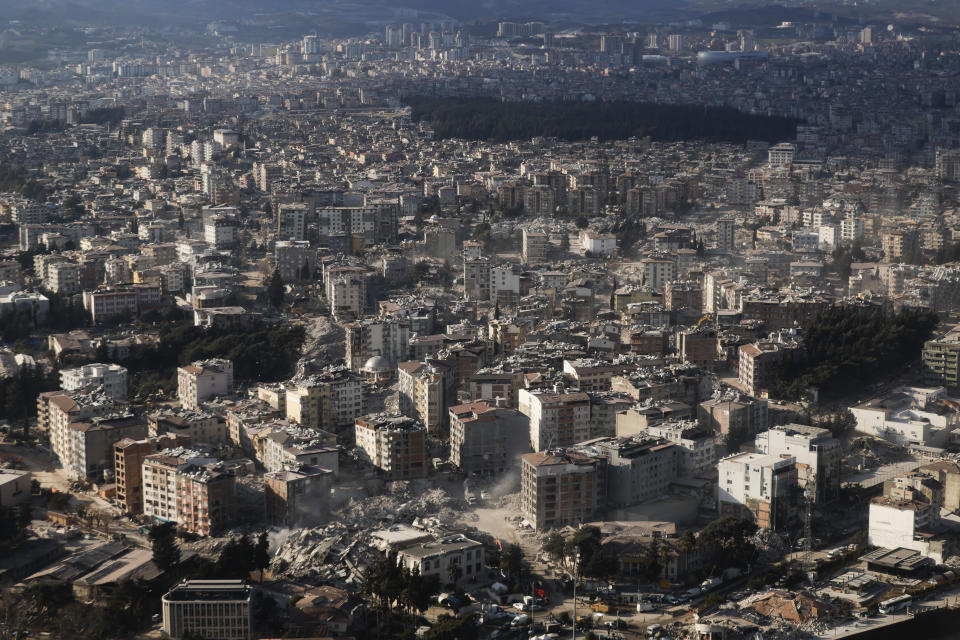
xmin=700 ymin=577 xmax=723 ymax=591
xmin=636 ymin=601 xmax=655 ymax=613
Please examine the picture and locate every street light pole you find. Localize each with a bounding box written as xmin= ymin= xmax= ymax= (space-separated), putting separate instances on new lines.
xmin=572 ymin=550 xmax=580 ymax=640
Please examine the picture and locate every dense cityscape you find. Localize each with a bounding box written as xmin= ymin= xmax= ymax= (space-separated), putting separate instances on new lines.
xmin=3 ymin=2 xmax=960 ymax=639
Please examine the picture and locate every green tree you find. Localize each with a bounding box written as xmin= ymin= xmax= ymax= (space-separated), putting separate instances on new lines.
xmin=422 ymin=614 xmax=478 ymax=640
xmin=254 ymin=531 xmax=270 ymax=583
xmin=500 ymin=544 xmax=524 ymax=581
xmin=215 ymin=534 xmax=255 ymax=579
xmin=149 ymin=522 xmax=181 ymax=576
xmin=400 ymin=567 xmax=440 ymax=614
xmin=16 ymin=503 xmax=31 ymax=532
xmin=544 ymin=532 xmax=567 ymax=561
xmin=575 ymin=216 xmax=588 ymax=229
xmin=724 ymin=424 xmax=752 ymax=453
xmin=267 ymin=269 xmax=284 ymax=308
xmin=821 ymin=408 xmax=857 ymax=439
xmin=698 ymin=517 xmax=757 ymax=574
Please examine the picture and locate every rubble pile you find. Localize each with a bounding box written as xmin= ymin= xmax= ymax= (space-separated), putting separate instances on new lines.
xmin=750 ymin=527 xmax=789 ymax=562
xmin=271 ymin=522 xmax=378 ymax=582
xmin=337 ymin=485 xmax=458 ymax=524
xmin=299 ymin=315 xmax=346 ymax=368
xmin=497 ymin=492 xmax=521 ymax=512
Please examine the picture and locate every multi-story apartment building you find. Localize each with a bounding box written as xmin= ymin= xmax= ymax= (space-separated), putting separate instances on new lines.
xmin=265 ymin=464 xmax=333 ymax=526
xmin=922 ymin=331 xmax=960 ymax=393
xmin=65 ymin=415 xmax=148 ymax=480
xmin=664 ymin=280 xmax=702 ymax=312
xmin=60 ymin=363 xmax=128 ymax=400
xmin=640 ymin=258 xmax=676 ymax=290
xmin=698 ymin=393 xmax=769 ymax=437
xmin=275 ymin=240 xmax=316 ymax=282
xmin=354 ymin=414 xmax=427 ymax=479
xmin=738 ymin=339 xmax=800 ymax=397
xmin=398 ymin=534 xmax=486 ymax=586
xmin=46 ymin=262 xmax=80 ymax=294
xmin=325 ymin=266 xmax=367 ymax=320
xmin=284 ymin=368 xmax=363 ymax=430
xmin=755 ymin=424 xmax=841 ymax=503
xmin=840 ymin=217 xmax=864 ymax=243
xmin=463 ymin=257 xmax=491 ymax=301
xmin=397 ymin=362 xmax=447 ymax=433
xmin=520 ymin=450 xmax=606 ymax=531
xmin=203 ymin=215 xmax=237 ymax=249
xmin=678 ymin=328 xmax=719 ymax=370
xmin=523 ymin=186 xmax=556 ymax=217
xmin=260 ymin=427 xmax=338 ymax=474
xmin=344 ymin=316 xmax=411 ymax=370
xmin=143 ymin=450 xmax=236 ymax=535
xmin=276 ymin=203 xmax=309 ymax=241
xmin=449 ymin=401 xmax=508 ymax=475
xmin=162 ymin=580 xmax=252 ymax=640
xmin=716 ymin=217 xmax=736 ymax=252
xmin=521 ymin=229 xmax=548 ymax=264
xmin=562 ymin=359 xmax=624 ymax=392
xmin=519 ymin=388 xmax=591 ymax=451
xmin=175 ymin=465 xmax=238 ymax=536
xmin=82 ymin=285 xmax=162 ymax=323
xmin=588 ymin=393 xmax=634 ymax=439
xmin=881 ymin=229 xmax=918 ymax=263
xmin=644 ymin=422 xmax=717 ymax=478
xmin=468 ymin=370 xmax=525 ymax=407
xmin=739 ymin=294 xmax=830 ymax=331
xmin=147 ymin=408 xmax=227 ymax=445
xmin=717 ymin=452 xmax=797 ymax=530
xmin=177 ymin=359 xmax=234 ymax=410
xmin=113 ymin=433 xmax=192 ymax=514
xmin=869 ymin=471 xmax=946 ymax=562
xmin=38 ymin=390 xmax=115 ymax=469
xmin=576 ymin=435 xmax=681 ymax=507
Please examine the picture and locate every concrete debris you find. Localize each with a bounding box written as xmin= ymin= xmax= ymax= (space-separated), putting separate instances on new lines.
xmin=299 ymin=315 xmax=346 ymax=370
xmin=269 ymin=485 xmax=463 ymax=583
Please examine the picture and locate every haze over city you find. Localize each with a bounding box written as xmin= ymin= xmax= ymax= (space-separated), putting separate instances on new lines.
xmin=2 ymin=1 xmax=960 ymax=640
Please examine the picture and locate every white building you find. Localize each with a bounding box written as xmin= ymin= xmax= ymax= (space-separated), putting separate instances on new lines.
xmin=850 ymin=387 xmax=958 ymax=447
xmin=791 ymin=230 xmax=820 ymax=252
xmin=519 ymin=388 xmax=591 ymax=451
xmin=162 ymin=580 xmax=252 ymax=640
xmin=640 ymin=258 xmax=676 ymax=291
xmin=60 ymin=363 xmax=129 ymax=400
xmin=490 ymin=265 xmax=520 ymax=304
xmin=868 ymin=473 xmax=946 ymax=563
xmin=768 ymin=143 xmax=796 ymax=167
xmin=46 ymin=262 xmax=80 ymax=294
xmin=177 ymin=359 xmax=234 ymax=410
xmin=818 ymin=225 xmax=839 ymax=250
xmin=754 ymin=424 xmax=840 ymax=502
xmin=397 ymin=535 xmax=486 ymax=585
xmin=277 ymin=203 xmax=308 ymax=241
xmin=325 ymin=268 xmax=366 ymax=320
xmin=645 ymin=422 xmax=717 ymax=478
xmin=717 ymin=452 xmax=797 ymax=530
xmin=580 ymin=230 xmax=618 ymax=256
xmin=840 ymin=217 xmax=865 ymax=243
xmin=203 ymin=215 xmax=237 ymax=249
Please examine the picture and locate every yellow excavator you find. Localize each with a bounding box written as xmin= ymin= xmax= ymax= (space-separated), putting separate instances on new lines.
xmin=696 ymin=314 xmax=712 ymax=328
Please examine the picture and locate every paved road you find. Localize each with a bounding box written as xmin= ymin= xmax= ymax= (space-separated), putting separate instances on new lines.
xmin=818 ymin=585 xmax=960 ymax=638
